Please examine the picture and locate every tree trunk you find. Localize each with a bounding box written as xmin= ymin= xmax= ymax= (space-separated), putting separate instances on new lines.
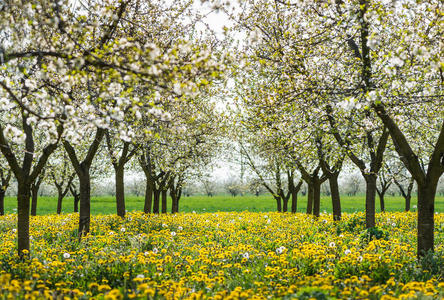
xmin=329 ymin=174 xmax=341 ymax=221
xmin=282 ymin=197 xmax=288 ymax=212
xmin=30 ymin=185 xmax=39 ymax=216
xmin=144 ymin=180 xmax=153 ymax=213
xmin=274 ymin=196 xmax=282 ymax=212
xmin=78 ymin=172 xmax=91 ymax=236
xmin=0 ymin=190 xmax=4 ymax=215
xmin=115 ymin=166 xmax=125 ymax=218
xmin=377 ymin=190 xmax=385 ymax=212
xmin=291 ymin=189 xmax=297 ymax=213
xmin=74 ymin=193 xmax=79 ymax=212
xmin=306 ymin=183 xmax=313 ymax=214
xmin=364 ymin=174 xmax=377 ymax=228
xmin=171 ymin=192 xmax=180 ymax=214
xmin=153 ymin=189 xmax=160 ymax=214
xmin=417 ymin=183 xmax=436 ymax=256
xmin=56 ymin=188 xmax=63 ymax=214
xmin=161 ymin=189 xmax=167 ymax=213
xmin=17 ymin=181 xmax=31 ymax=257
xmin=312 ymin=178 xmax=321 ymax=217
xmin=405 ymin=195 xmax=411 ymax=212
xmin=175 ymin=197 xmax=179 ymax=213
xmin=406 ymin=180 xmax=414 ymax=212
xmin=171 ymin=194 xmax=177 ymax=214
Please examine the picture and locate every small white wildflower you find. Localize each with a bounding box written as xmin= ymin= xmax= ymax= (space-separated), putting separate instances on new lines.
xmin=171 ymin=231 xmax=176 ymax=237
xmin=120 ymin=227 xmax=126 ymax=232
xmin=152 ymin=248 xmax=158 ymax=254
xmin=192 ymin=210 xmax=196 ymax=214
xmin=109 ymin=231 xmax=115 ymax=235
xmin=178 ymin=226 xmax=183 ymax=231
xmin=344 ymin=249 xmax=351 ymax=255
xmin=392 ymin=222 xmax=396 ymax=227
xmin=358 ymin=256 xmax=363 ymax=262
xmin=242 ymin=252 xmax=249 ymax=260
xmin=322 ymin=219 xmax=327 ymax=224
xmin=276 ymin=246 xmax=286 ymax=255
xmin=12 ymin=229 xmax=17 ymax=233
xmin=136 ymin=274 xmax=144 ymax=279
xmin=63 ymin=253 xmax=71 ymax=259
xmin=413 ymin=205 xmax=417 ymax=209
xmin=162 ymin=223 xmax=168 ymax=228
xmin=267 ymin=219 xmax=271 ymax=224
xmin=144 ymin=251 xmax=149 ymax=256
xmin=329 ymin=242 xmax=336 ymax=248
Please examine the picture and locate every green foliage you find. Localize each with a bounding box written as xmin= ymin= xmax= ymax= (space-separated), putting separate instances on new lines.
xmin=360 ymin=227 xmax=389 ymax=243
xmin=285 ymin=288 xmax=329 ymax=300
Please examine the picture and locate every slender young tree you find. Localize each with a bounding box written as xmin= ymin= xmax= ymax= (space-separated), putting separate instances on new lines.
xmin=105 ymin=131 xmax=137 ymax=218
xmin=63 ymin=127 xmax=105 ymax=236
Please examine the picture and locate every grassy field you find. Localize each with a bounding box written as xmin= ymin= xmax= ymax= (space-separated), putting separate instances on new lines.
xmin=3 ymin=193 xmax=444 ymax=215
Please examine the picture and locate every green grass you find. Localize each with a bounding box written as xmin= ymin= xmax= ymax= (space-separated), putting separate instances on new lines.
xmin=3 ymin=193 xmax=444 ymax=215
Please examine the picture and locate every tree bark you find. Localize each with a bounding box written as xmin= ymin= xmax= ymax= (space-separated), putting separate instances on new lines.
xmin=153 ymin=189 xmax=160 ymax=214
xmin=282 ymin=196 xmax=288 ymax=212
xmin=74 ymin=194 xmax=79 ymax=212
xmin=377 ymin=190 xmax=385 ymax=212
xmin=115 ymin=166 xmax=125 ymax=218
xmin=0 ymin=190 xmax=5 ymax=216
xmin=312 ymin=178 xmax=321 ymax=217
xmin=69 ymin=185 xmax=80 ymax=213
xmin=170 ymin=181 xmax=182 ymax=214
xmin=171 ymin=194 xmax=177 ymax=213
xmin=144 ymin=180 xmax=153 ymax=213
xmin=30 ymin=184 xmax=39 ymax=216
xmin=161 ymin=189 xmax=167 ymax=213
xmin=364 ymin=174 xmax=377 ymax=228
xmin=290 ymin=181 xmax=303 ymax=213
xmin=329 ymin=173 xmax=341 ymax=221
xmin=405 ymin=194 xmax=411 ymax=212
xmin=306 ymin=183 xmax=313 ymax=214
xmin=78 ymin=172 xmax=91 ymax=236
xmin=417 ymin=183 xmax=436 ymax=256
xmin=291 ymin=188 xmax=297 ymax=213
xmin=274 ymin=196 xmax=282 ymax=212
xmin=17 ymin=180 xmax=31 ymax=257
xmin=56 ymin=192 xmax=63 ymax=214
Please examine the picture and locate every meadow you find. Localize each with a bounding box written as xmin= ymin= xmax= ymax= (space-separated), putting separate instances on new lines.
xmin=2 ymin=194 xmax=444 ymax=215
xmin=1 ymin=195 xmax=444 ymax=299
xmin=0 ymin=211 xmax=443 ymax=299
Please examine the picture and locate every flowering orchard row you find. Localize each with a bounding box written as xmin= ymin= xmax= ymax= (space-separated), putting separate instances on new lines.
xmin=0 ymin=211 xmax=443 ymax=299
